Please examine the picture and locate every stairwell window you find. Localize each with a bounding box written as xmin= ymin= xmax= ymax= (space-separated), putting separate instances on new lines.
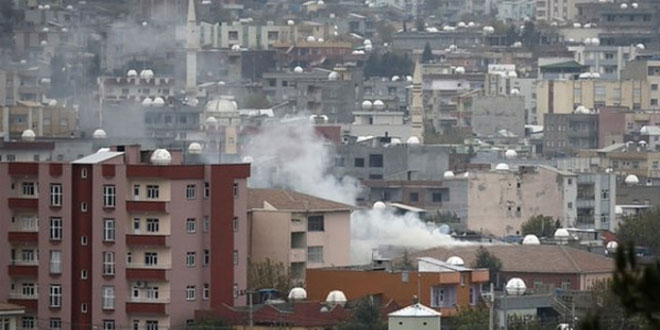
xmin=103 ymin=252 xmax=115 ymax=276
xmin=50 ymin=184 xmax=62 ymax=206
xmin=186 ymin=218 xmax=196 ymax=233
xmin=50 ymin=217 xmax=62 ymax=241
xmin=102 ymin=286 xmax=115 ymax=310
xmin=186 ymin=252 xmax=196 ymax=267
xmin=49 ymin=250 xmax=61 ymax=274
xmin=186 ymin=285 xmax=196 ymax=301
xmin=103 ymin=219 xmax=116 ymax=242
xmin=186 ymin=184 xmax=196 ymax=200
xmin=103 ymin=185 xmax=116 ymax=208
xmin=49 ymin=318 xmax=61 ymax=330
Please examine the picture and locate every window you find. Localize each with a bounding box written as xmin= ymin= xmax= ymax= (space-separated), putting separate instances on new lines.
xmin=133 ymin=218 xmax=141 ymax=233
xmin=308 ymin=246 xmax=324 ymax=263
xmin=653 ymin=84 xmax=659 ymax=91
xmin=233 ymin=182 xmax=239 ymax=197
xmin=22 ymin=182 xmax=35 ymax=196
xmin=132 ymin=321 xmax=139 ymax=330
xmin=186 ymin=218 xmax=196 ymax=233
xmin=102 ymin=286 xmax=115 ymax=310
xmin=50 ymin=217 xmax=62 ymax=240
xmin=409 ymin=192 xmax=419 ymax=202
xmin=22 ymin=317 xmax=35 ymax=329
xmin=49 ymin=318 xmax=61 ymax=330
xmin=50 ymin=184 xmax=62 ymax=206
xmin=186 ymin=252 xmax=196 ymax=267
xmin=203 ymin=249 xmax=210 ymax=266
xmin=146 ymin=218 xmax=159 ymax=233
xmin=203 ymin=216 xmax=209 ymax=232
xmin=186 ymin=285 xmax=196 ymax=301
xmin=133 ymin=184 xmax=140 ymax=199
xmin=22 ymin=283 xmax=35 ymax=297
xmin=81 ymin=303 xmax=87 ymax=313
xmin=103 ymin=252 xmax=115 ymax=275
xmin=22 ymin=249 xmax=35 ymax=263
xmin=652 ymin=99 xmax=658 ymax=106
xmin=103 ymin=219 xmax=116 ymax=242
xmin=561 ymin=280 xmax=571 ymax=290
xmin=103 ymin=320 xmax=115 ymax=330
xmin=204 ymin=182 xmax=209 ymax=198
xmin=81 ymin=235 xmax=88 ymax=246
xmin=186 ymin=184 xmax=196 ymax=199
xmin=81 ymin=202 xmax=87 ymax=212
xmin=145 ymin=252 xmax=158 ymax=266
xmin=49 ymin=285 xmax=62 ymax=307
xmin=233 ymin=217 xmax=238 ymax=232
xmin=146 ymin=321 xmax=159 ymax=330
xmin=203 ymin=283 xmax=209 ymax=300
xmin=147 ymin=286 xmax=159 ymax=300
xmin=146 ymin=185 xmax=159 ymax=199
xmin=50 ymin=250 xmax=61 ymax=274
xmin=81 ymin=269 xmax=87 ymax=279
xmin=308 ymin=215 xmax=324 ymax=231
xmin=233 ymin=250 xmax=238 ymax=265
xmin=354 ymin=158 xmax=365 ymax=167
xmin=432 ymin=192 xmax=442 ymax=202
xmin=228 ymin=31 xmax=238 ymax=40
xmin=369 ymin=154 xmax=384 ymax=168
xmin=103 ymin=185 xmax=116 ymax=207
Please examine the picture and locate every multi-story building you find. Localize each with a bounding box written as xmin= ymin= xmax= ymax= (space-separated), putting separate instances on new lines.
xmin=467 ymin=165 xmax=577 ymax=236
xmin=535 ymin=0 xmax=590 ymax=22
xmin=484 ymin=72 xmax=538 ymax=124
xmin=575 ymin=172 xmax=616 ymax=231
xmin=579 ymin=144 xmax=660 ymax=178
xmin=0 ymin=303 xmax=25 ymax=330
xmin=536 ymin=79 xmax=653 ymax=125
xmin=247 ymin=188 xmax=352 ymax=281
xmin=568 ymin=45 xmax=638 ymax=80
xmin=543 ymin=113 xmax=599 ymax=156
xmin=497 ymin=0 xmax=536 ymax=21
xmin=0 ymin=145 xmax=251 ymax=330
xmin=1 ymin=101 xmax=79 ymax=140
xmin=471 ymin=95 xmax=525 ymax=137
xmin=391 ymin=31 xmax=485 ymax=53
xmin=575 ymin=1 xmax=660 ymax=48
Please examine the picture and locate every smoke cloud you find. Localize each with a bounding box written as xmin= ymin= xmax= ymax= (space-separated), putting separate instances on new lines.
xmin=242 ymin=118 xmax=462 ymax=264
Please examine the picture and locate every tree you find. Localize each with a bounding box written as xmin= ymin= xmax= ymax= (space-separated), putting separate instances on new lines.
xmin=363 ymin=52 xmax=413 ymax=79
xmin=339 ymin=298 xmax=387 ymax=330
xmin=422 ymin=42 xmax=433 ymax=63
xmin=617 ymin=208 xmax=660 ymax=254
xmin=584 ymin=279 xmax=644 ymax=330
xmin=247 ymin=258 xmax=295 ymax=294
xmin=415 ymin=18 xmax=425 ymax=32
xmin=520 ymin=215 xmax=558 ymax=238
xmin=450 ymin=306 xmax=489 ymax=330
xmin=190 ymin=317 xmax=232 ymax=330
xmin=507 ymin=315 xmax=555 ymax=330
xmin=473 ymin=246 xmax=502 ymax=285
xmin=521 ymin=21 xmax=539 ymax=48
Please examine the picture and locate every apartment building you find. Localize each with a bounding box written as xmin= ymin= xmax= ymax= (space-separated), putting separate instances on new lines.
xmin=543 ymin=113 xmax=599 ymax=156
xmin=1 ymin=101 xmax=78 ymax=140
xmin=0 ymin=145 xmax=250 ymax=330
xmin=247 ymin=188 xmax=352 ymax=281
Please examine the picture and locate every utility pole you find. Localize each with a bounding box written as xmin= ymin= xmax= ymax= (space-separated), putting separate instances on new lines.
xmin=488 ymin=283 xmax=494 ymax=330
xmin=571 ymin=299 xmax=576 ymax=330
xmin=248 ymin=291 xmax=254 ymax=330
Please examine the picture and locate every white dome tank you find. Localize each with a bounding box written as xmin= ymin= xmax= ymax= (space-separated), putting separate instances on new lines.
xmin=407 ymin=136 xmax=421 ymax=144
xmin=361 ymin=100 xmax=373 ymax=110
xmin=21 ymin=129 xmax=36 ymax=141
xmin=506 ymin=278 xmax=527 ymax=295
xmin=625 ymin=174 xmax=639 ymax=185
xmin=620 ymin=3 xmax=628 ymax=9
xmin=139 ymin=69 xmax=154 ymax=79
xmin=288 ymin=287 xmax=308 ymax=301
xmin=606 ymin=241 xmax=619 ymax=253
xmin=373 ymin=100 xmax=385 ymax=110
xmin=522 ymin=234 xmax=540 ymax=245
xmin=455 ymin=66 xmax=466 ymax=74
xmin=554 ymin=228 xmax=570 ymax=240
xmin=231 ymin=44 xmax=241 ymax=51
xmin=287 ymin=20 xmax=295 ymax=26
xmin=505 ymin=149 xmax=518 ymax=159
xmin=306 ymin=36 xmax=316 ymax=42
xmin=328 ymin=71 xmax=340 ymax=80
xmin=242 ymin=156 xmax=254 ymax=163
xmin=188 ymin=142 xmax=202 ymax=154
xmin=93 ymin=129 xmax=107 ymax=139
xmin=495 ymin=163 xmax=510 ymax=171
xmin=127 ymin=69 xmax=138 ymax=77
xmin=373 ymin=201 xmax=387 ymax=209
xmin=326 ymin=290 xmax=347 ymax=305
xmin=443 ymin=171 xmax=455 ymax=179
xmin=508 ymin=71 xmax=518 ymax=78
xmin=615 ymin=206 xmax=623 ymax=215
xmin=142 ymin=97 xmax=153 ymax=106
xmin=205 ymin=116 xmax=218 ymax=125
xmin=391 ymin=75 xmax=400 ymax=82
xmin=446 ymin=256 xmax=464 ymax=266
xmin=294 ymin=66 xmax=304 ymax=73
xmin=153 ymin=97 xmax=165 ymax=107
xmin=150 ymin=149 xmax=172 ymax=166
xmin=363 ymin=39 xmax=372 ymax=46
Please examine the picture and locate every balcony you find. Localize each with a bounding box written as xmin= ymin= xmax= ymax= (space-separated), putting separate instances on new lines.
xmin=126 ymin=268 xmax=167 ymax=281
xmin=125 ymin=301 xmax=167 ymax=315
xmin=126 ymin=201 xmax=168 ymax=213
xmin=8 ymin=198 xmax=38 ymax=210
xmin=126 ymin=235 xmax=168 ymax=247
xmin=8 ymin=261 xmax=39 ymax=277
xmin=8 ymin=293 xmax=38 ymax=311
xmin=290 ymin=248 xmax=306 ymax=263
xmin=8 ymin=232 xmax=39 ymax=244
xmin=8 ymin=163 xmax=38 ymax=176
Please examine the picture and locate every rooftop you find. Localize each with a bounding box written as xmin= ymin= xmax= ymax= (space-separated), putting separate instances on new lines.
xmin=248 ymin=188 xmax=353 ymax=212
xmin=389 ymin=303 xmax=441 ymax=317
xmin=71 ymin=151 xmax=124 ymax=164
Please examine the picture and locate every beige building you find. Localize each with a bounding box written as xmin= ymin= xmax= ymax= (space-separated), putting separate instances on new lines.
xmin=535 ymin=0 xmax=591 ymax=21
xmin=247 ymin=189 xmax=352 ymax=282
xmin=0 ymin=303 xmax=24 ymax=330
xmin=467 ymin=165 xmax=577 ymax=236
xmin=200 ymin=21 xmax=332 ymax=50
xmin=536 ymin=79 xmax=652 ymax=125
xmin=1 ymin=101 xmax=78 ymax=139
xmin=579 ymin=144 xmax=660 ymax=178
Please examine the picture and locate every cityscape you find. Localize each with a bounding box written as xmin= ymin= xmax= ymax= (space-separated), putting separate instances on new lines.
xmin=0 ymin=0 xmax=659 ymax=330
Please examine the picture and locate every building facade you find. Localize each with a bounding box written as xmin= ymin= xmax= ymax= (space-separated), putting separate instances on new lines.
xmin=0 ymin=146 xmax=250 ymax=330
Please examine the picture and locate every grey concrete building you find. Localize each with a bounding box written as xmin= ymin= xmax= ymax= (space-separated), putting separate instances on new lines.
xmin=391 ymin=31 xmax=485 ymax=53
xmin=471 ymin=95 xmax=525 ymax=137
xmin=575 ymin=172 xmax=616 ymax=231
xmin=544 ymin=113 xmax=599 ymax=157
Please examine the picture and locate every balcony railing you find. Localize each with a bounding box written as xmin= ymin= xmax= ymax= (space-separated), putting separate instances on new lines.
xmin=126 ymin=263 xmax=170 ymax=270
xmin=128 ymin=297 xmax=170 ymax=304
xmin=10 ymin=259 xmax=39 ymax=266
xmin=8 ymin=292 xmax=38 ymax=300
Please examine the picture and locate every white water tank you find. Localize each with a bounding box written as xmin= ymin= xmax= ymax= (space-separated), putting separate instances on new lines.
xmin=21 ymin=129 xmax=36 ymax=141
xmin=150 ymin=149 xmax=172 ymax=165
xmin=506 ymin=278 xmax=526 ymax=295
xmin=446 ymin=256 xmax=464 ymax=266
xmin=93 ymin=129 xmax=107 ymax=139
xmin=326 ymin=290 xmax=347 ymax=305
xmin=522 ymin=234 xmax=540 ymax=245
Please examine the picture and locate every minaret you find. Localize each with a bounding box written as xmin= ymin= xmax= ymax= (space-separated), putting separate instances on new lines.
xmin=185 ymin=0 xmax=199 ymax=97
xmin=411 ymin=61 xmax=424 ymax=142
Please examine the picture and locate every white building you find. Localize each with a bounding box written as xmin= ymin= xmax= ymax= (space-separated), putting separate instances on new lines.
xmin=388 ymin=303 xmax=441 ymax=330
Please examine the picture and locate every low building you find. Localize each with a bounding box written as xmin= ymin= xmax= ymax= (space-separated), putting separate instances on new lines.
xmin=0 ymin=303 xmax=25 ymax=330
xmin=410 ymin=245 xmax=614 ymax=291
xmin=248 ymin=188 xmax=352 ymax=281
xmin=306 ymin=257 xmax=489 ymax=316
xmin=388 ymin=303 xmax=441 ymax=330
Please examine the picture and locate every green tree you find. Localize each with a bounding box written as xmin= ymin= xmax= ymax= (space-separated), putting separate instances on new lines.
xmin=507 ymin=315 xmax=554 ymax=330
xmin=190 ymin=317 xmax=232 ymax=330
xmin=422 ymin=42 xmax=433 ymax=63
xmin=473 ymin=246 xmax=502 ymax=285
xmin=247 ymin=258 xmax=295 ymax=294
xmin=363 ymin=52 xmax=413 ymax=79
xmin=585 ymin=279 xmax=644 ymax=330
xmin=617 ymin=208 xmax=660 ymax=254
xmin=520 ymin=215 xmax=558 ymax=238
xmin=339 ymin=298 xmax=387 ymax=330
xmin=521 ymin=21 xmax=538 ymax=48
xmin=451 ymin=306 xmax=489 ymax=330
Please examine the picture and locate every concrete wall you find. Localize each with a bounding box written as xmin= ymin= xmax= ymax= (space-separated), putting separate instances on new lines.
xmin=471 ymin=95 xmax=525 ymax=137
xmin=388 ymin=315 xmax=441 ymax=330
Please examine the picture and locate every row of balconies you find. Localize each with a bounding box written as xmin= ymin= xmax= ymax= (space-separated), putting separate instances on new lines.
xmin=8 ymin=231 xmax=169 ymax=246
xmin=9 ymin=262 xmax=169 ymax=281
xmin=7 ymin=197 xmax=168 ymax=213
xmin=8 ymin=293 xmax=167 ymax=314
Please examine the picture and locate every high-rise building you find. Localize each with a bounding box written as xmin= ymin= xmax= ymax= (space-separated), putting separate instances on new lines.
xmin=0 ymin=145 xmax=250 ymax=330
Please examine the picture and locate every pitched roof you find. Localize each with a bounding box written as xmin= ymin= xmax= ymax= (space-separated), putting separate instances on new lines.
xmin=72 ymin=151 xmax=124 ymax=164
xmin=0 ymin=302 xmax=25 ymax=312
xmin=248 ymin=188 xmax=353 ymax=211
xmin=389 ymin=303 xmax=441 ymax=317
xmin=409 ymin=245 xmax=614 ymax=274
xmin=540 ymin=60 xmax=586 ymax=69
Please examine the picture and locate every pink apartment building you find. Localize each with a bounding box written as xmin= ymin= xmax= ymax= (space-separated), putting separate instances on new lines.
xmin=247 ymin=188 xmax=352 ymax=281
xmin=0 ymin=145 xmax=250 ymax=330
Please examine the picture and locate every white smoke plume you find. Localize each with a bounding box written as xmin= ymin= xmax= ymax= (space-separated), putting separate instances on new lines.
xmin=242 ymin=118 xmax=462 ymax=264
